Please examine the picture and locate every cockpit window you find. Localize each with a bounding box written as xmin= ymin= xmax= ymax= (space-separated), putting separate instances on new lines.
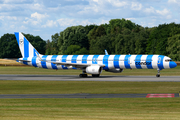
xmin=165 ymin=59 xmax=172 ymax=62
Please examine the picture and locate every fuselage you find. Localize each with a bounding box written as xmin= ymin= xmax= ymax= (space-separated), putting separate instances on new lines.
xmin=17 ymin=54 xmax=177 ymax=70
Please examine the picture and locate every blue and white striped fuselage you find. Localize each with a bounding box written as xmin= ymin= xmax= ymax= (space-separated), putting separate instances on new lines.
xmin=14 ymin=32 xmax=177 ymax=77
xmin=17 ymin=54 xmax=176 ymax=70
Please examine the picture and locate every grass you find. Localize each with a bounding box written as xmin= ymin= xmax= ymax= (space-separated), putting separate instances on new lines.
xmin=0 ymin=81 xmax=180 ymax=94
xmin=0 ymin=59 xmax=24 ymax=66
xmin=0 ymin=59 xmax=180 ymax=120
xmin=0 ymin=98 xmax=180 ymax=120
xmin=0 ymin=65 xmax=179 ymax=76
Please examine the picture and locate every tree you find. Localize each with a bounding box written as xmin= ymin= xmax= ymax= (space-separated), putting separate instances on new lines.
xmin=0 ymin=33 xmax=46 ymax=58
xmin=51 ymin=33 xmax=59 ymax=55
xmin=146 ymin=23 xmax=177 ymax=55
xmin=65 ymin=45 xmax=89 ymax=55
xmin=45 ymin=40 xmax=52 ymax=55
xmin=57 ymin=26 xmax=89 ymax=54
xmin=166 ymin=34 xmax=180 ymax=61
xmin=0 ymin=33 xmax=21 ymax=58
xmin=24 ymin=33 xmax=46 ymax=55
xmin=135 ymin=28 xmax=149 ymax=54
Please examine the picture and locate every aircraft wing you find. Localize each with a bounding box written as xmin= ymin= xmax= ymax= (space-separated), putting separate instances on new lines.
xmin=49 ymin=61 xmax=105 ymax=68
xmin=36 ymin=53 xmax=105 ymax=68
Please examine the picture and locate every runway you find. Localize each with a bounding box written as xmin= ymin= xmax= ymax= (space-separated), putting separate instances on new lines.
xmin=0 ymin=75 xmax=180 ymax=82
xmin=1 ymin=75 xmax=180 ymax=99
xmin=0 ymin=93 xmax=179 ymax=99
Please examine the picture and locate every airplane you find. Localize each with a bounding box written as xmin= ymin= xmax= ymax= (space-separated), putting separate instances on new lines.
xmin=14 ymin=32 xmax=177 ymax=78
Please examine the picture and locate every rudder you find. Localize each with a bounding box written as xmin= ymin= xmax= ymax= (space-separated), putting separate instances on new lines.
xmin=14 ymin=32 xmax=40 ymax=58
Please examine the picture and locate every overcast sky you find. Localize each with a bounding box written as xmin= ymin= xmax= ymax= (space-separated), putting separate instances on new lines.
xmin=0 ymin=0 xmax=180 ymax=40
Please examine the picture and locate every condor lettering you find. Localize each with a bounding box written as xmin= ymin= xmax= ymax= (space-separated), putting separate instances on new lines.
xmin=135 ymin=62 xmax=151 ymax=66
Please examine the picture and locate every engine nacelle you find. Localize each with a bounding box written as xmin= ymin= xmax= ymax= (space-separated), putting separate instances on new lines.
xmin=105 ymin=68 xmax=123 ymax=73
xmin=85 ymin=65 xmax=102 ymax=74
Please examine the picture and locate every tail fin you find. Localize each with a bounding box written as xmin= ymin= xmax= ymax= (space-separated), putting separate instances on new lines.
xmin=14 ymin=32 xmax=40 ymax=58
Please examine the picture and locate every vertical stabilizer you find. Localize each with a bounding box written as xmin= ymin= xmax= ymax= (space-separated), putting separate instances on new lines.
xmin=14 ymin=32 xmax=40 ymax=58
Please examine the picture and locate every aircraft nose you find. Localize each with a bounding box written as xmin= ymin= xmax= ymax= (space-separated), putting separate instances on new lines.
xmin=170 ymin=61 xmax=177 ymax=68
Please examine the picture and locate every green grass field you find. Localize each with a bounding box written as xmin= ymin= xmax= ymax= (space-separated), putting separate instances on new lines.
xmin=0 ymin=81 xmax=180 ymax=94
xmin=0 ymin=98 xmax=180 ymax=120
xmin=0 ymin=65 xmax=179 ymax=76
xmin=0 ymin=65 xmax=180 ymax=120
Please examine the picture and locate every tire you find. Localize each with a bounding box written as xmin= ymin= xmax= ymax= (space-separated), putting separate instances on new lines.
xmin=92 ymin=74 xmax=100 ymax=77
xmin=156 ymin=74 xmax=160 ymax=77
xmin=79 ymin=74 xmax=88 ymax=78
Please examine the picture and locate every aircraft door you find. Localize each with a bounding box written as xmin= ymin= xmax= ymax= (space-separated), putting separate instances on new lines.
xmin=157 ymin=57 xmax=161 ymax=64
xmin=128 ymin=57 xmax=132 ymax=64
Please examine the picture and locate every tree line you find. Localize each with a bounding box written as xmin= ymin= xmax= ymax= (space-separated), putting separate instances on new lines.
xmin=0 ymin=18 xmax=180 ymax=61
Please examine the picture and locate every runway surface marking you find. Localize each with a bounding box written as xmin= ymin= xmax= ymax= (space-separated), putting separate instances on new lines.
xmin=0 ymin=75 xmax=180 ymax=99
xmin=146 ymin=94 xmax=175 ymax=98
xmin=0 ymin=93 xmax=179 ymax=99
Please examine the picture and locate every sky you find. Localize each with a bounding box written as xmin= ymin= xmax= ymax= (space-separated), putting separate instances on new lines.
xmin=0 ymin=0 xmax=180 ymax=40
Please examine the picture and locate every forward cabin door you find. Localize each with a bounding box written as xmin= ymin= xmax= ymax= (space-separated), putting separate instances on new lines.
xmin=158 ymin=57 xmax=161 ymax=64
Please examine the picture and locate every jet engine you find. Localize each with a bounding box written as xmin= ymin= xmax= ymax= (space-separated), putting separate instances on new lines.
xmin=105 ymin=68 xmax=123 ymax=73
xmin=85 ymin=65 xmax=102 ymax=74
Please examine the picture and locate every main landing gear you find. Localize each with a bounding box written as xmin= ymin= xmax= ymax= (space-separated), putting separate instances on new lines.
xmin=79 ymin=74 xmax=88 ymax=78
xmin=79 ymin=72 xmax=100 ymax=78
xmin=156 ymin=69 xmax=161 ymax=77
xmin=79 ymin=71 xmax=88 ymax=78
xmin=79 ymin=74 xmax=100 ymax=78
xmin=92 ymin=74 xmax=100 ymax=77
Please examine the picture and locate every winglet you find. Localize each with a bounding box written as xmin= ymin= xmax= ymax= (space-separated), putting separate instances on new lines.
xmin=105 ymin=50 xmax=109 ymax=55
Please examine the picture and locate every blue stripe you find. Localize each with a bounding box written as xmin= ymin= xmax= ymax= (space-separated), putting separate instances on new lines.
xmin=34 ymin=49 xmax=38 ymax=57
xmin=103 ymin=55 xmax=109 ymax=70
xmin=82 ymin=55 xmax=89 ymax=64
xmin=114 ymin=55 xmax=120 ymax=68
xmin=14 ymin=32 xmax=19 ymax=46
xmin=157 ymin=55 xmax=165 ymax=70
xmin=72 ymin=55 xmax=78 ymax=69
xmin=23 ymin=57 xmax=28 ymax=65
xmin=32 ymin=57 xmax=37 ymax=67
xmin=62 ymin=55 xmax=68 ymax=69
xmin=92 ymin=55 xmax=99 ymax=64
xmin=124 ymin=55 xmax=131 ymax=69
xmin=41 ymin=55 xmax=48 ymax=69
xmin=24 ymin=37 xmax=29 ymax=57
xmin=16 ymin=58 xmax=19 ymax=63
xmin=72 ymin=55 xmax=78 ymax=63
xmin=51 ymin=55 xmax=58 ymax=69
xmin=135 ymin=55 xmax=142 ymax=69
xmin=146 ymin=55 xmax=153 ymax=69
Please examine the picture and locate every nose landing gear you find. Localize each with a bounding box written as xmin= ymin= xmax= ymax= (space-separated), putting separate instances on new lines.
xmin=156 ymin=69 xmax=161 ymax=77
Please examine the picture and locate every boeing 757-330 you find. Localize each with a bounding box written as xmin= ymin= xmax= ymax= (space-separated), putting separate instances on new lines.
xmin=14 ymin=32 xmax=177 ymax=77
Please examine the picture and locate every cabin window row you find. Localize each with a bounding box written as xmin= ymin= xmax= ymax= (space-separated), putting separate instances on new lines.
xmin=61 ymin=59 xmax=153 ymax=62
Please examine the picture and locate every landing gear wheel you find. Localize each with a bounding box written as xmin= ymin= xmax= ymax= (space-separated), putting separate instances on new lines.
xmin=156 ymin=69 xmax=161 ymax=77
xmin=79 ymin=74 xmax=88 ymax=78
xmin=156 ymin=74 xmax=160 ymax=77
xmin=92 ymin=74 xmax=100 ymax=77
